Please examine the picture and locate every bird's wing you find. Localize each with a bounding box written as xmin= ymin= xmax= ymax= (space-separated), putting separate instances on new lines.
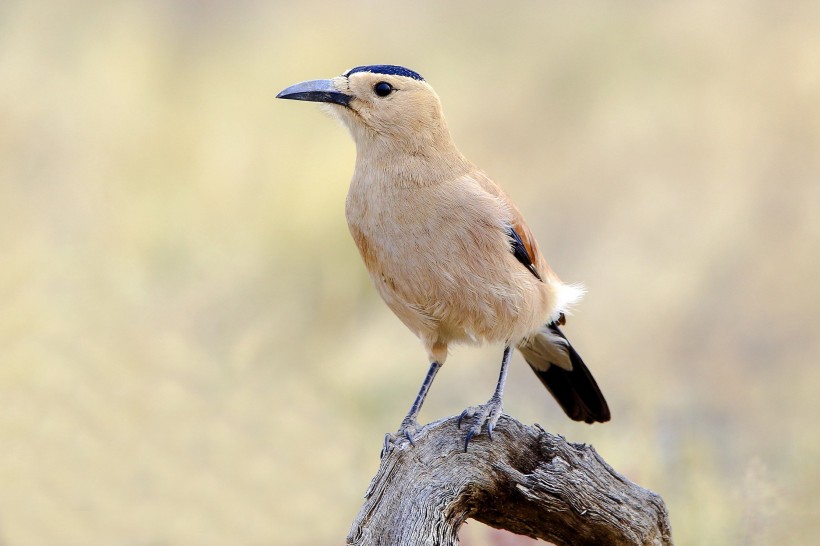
xmin=470 ymin=170 xmax=554 ymax=282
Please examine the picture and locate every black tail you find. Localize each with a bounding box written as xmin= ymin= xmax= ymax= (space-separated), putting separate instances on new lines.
xmin=518 ymin=323 xmax=610 ymax=424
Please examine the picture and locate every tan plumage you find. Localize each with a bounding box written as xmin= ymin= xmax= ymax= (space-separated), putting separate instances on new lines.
xmin=278 ymin=65 xmax=609 ymax=450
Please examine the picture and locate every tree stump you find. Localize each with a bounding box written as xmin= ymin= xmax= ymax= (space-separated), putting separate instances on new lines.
xmin=347 ymin=415 xmax=673 ymax=546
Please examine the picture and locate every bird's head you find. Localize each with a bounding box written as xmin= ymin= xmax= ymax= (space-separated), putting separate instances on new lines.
xmin=277 ymin=65 xmax=455 ymax=156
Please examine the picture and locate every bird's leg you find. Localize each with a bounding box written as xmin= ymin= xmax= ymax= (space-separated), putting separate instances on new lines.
xmin=458 ymin=346 xmax=512 ymax=452
xmin=382 ymin=360 xmax=441 ymax=457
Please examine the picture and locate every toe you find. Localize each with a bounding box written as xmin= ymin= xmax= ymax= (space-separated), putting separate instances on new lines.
xmin=463 ymin=428 xmax=478 ymax=452
xmin=457 ymin=407 xmax=476 ymax=429
xmin=381 ymin=432 xmax=398 ymax=458
xmin=463 ymin=418 xmax=487 ymax=451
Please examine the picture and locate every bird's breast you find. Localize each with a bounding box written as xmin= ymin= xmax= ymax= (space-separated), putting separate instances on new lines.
xmin=346 ymin=182 xmax=454 ymax=282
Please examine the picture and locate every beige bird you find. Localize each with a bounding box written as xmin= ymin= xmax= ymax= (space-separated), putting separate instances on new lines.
xmin=277 ymin=65 xmax=610 ymax=451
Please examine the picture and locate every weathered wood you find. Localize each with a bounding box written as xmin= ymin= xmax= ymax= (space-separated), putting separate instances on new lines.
xmin=347 ymin=415 xmax=673 ymax=546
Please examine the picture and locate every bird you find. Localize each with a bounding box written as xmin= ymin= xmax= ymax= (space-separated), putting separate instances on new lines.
xmin=277 ymin=64 xmax=610 ymax=452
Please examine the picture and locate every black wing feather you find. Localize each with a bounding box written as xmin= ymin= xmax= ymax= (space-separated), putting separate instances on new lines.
xmin=506 ymin=225 xmax=542 ymax=281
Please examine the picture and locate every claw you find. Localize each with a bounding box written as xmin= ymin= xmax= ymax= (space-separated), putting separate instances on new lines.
xmin=464 ymin=429 xmax=476 ymax=452
xmin=404 ymin=429 xmax=416 ymax=446
xmin=487 ymin=421 xmax=494 ymax=441
xmin=457 ymin=408 xmax=470 ymax=429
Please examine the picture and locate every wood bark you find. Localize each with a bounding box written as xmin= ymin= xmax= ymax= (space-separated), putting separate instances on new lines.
xmin=347 ymin=415 xmax=673 ymax=546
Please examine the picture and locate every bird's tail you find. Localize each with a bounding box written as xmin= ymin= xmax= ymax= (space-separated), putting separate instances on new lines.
xmin=517 ymin=323 xmax=610 ymax=423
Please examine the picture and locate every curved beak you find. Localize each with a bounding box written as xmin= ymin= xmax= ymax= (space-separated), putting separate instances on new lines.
xmin=276 ymin=79 xmax=352 ymax=106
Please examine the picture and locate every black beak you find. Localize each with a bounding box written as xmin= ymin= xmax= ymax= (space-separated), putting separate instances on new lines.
xmin=276 ymin=79 xmax=352 ymax=106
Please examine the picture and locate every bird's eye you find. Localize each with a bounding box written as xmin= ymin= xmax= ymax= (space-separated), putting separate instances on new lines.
xmin=374 ymin=82 xmax=393 ymax=97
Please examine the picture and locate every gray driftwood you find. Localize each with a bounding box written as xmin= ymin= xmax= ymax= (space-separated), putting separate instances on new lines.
xmin=347 ymin=415 xmax=673 ymax=546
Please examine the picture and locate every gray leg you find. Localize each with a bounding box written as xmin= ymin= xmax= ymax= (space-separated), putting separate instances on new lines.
xmin=458 ymin=346 xmax=512 ymax=451
xmin=382 ymin=360 xmax=441 ymax=456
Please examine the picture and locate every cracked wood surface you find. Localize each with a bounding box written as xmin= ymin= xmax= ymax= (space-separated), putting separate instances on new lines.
xmin=347 ymin=415 xmax=673 ymax=546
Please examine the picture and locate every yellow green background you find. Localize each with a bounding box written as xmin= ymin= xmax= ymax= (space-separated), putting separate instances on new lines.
xmin=2 ymin=1 xmax=818 ymax=544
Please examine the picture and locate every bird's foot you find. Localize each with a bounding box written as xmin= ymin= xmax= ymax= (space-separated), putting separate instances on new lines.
xmin=457 ymin=395 xmax=504 ymax=452
xmin=381 ymin=417 xmax=421 ymax=458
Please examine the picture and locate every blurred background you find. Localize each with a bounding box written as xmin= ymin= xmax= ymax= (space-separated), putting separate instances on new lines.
xmin=1 ymin=1 xmax=819 ymax=544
